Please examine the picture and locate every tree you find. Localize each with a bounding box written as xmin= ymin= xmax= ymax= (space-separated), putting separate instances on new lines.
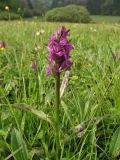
xmin=0 ymin=0 xmax=24 ymax=11
xmin=1 ymin=0 xmax=120 ymax=16
xmin=101 ymin=0 xmax=113 ymax=15
xmin=112 ymin=0 xmax=120 ymax=15
xmin=26 ymin=0 xmax=33 ymax=9
xmin=101 ymin=0 xmax=120 ymax=15
xmin=87 ymin=0 xmax=102 ymax=15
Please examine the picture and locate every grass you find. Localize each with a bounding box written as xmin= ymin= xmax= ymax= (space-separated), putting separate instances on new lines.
xmin=0 ymin=20 xmax=120 ymax=159
xmin=91 ymin=15 xmax=120 ymax=23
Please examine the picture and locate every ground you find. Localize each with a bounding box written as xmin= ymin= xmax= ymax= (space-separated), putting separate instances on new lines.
xmin=0 ymin=17 xmax=120 ymax=159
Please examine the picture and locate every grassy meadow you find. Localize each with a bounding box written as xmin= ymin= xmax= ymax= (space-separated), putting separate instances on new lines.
xmin=0 ymin=20 xmax=120 ymax=160
xmin=91 ymin=15 xmax=120 ymax=23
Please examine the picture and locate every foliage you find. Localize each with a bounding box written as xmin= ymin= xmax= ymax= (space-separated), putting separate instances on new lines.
xmin=87 ymin=0 xmax=101 ymax=15
xmin=101 ymin=0 xmax=120 ymax=15
xmin=11 ymin=128 xmax=28 ymax=160
xmin=91 ymin=15 xmax=120 ymax=23
xmin=0 ymin=0 xmax=120 ymax=17
xmin=45 ymin=5 xmax=91 ymax=23
xmin=109 ymin=127 xmax=120 ymax=158
xmin=0 ymin=21 xmax=120 ymax=159
xmin=0 ymin=0 xmax=24 ymax=12
xmin=86 ymin=0 xmax=120 ymax=16
xmin=0 ymin=11 xmax=20 ymax=20
xmin=31 ymin=0 xmax=53 ymax=15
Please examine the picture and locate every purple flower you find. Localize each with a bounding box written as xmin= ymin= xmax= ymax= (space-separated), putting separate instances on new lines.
xmin=46 ymin=26 xmax=73 ymax=76
xmin=0 ymin=41 xmax=6 ymax=49
xmin=32 ymin=61 xmax=37 ymax=71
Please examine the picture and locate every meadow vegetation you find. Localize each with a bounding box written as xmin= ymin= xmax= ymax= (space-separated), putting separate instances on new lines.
xmin=0 ymin=21 xmax=120 ymax=159
xmin=45 ymin=5 xmax=91 ymax=23
xmin=91 ymin=15 xmax=120 ymax=24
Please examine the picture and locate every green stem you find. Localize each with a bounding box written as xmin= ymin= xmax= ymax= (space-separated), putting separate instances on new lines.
xmin=55 ymin=73 xmax=60 ymax=156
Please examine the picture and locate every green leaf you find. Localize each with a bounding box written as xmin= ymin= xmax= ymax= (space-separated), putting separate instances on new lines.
xmin=0 ymin=140 xmax=9 ymax=153
xmin=61 ymin=100 xmax=72 ymax=124
xmin=11 ymin=128 xmax=28 ymax=160
xmin=12 ymin=103 xmax=52 ymax=124
xmin=109 ymin=127 xmax=120 ymax=158
xmin=0 ymin=130 xmax=7 ymax=136
xmin=20 ymin=113 xmax=26 ymax=134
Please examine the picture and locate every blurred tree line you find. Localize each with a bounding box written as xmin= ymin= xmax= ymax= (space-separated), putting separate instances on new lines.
xmin=87 ymin=0 xmax=120 ymax=15
xmin=0 ymin=0 xmax=120 ymax=16
xmin=0 ymin=0 xmax=23 ymax=11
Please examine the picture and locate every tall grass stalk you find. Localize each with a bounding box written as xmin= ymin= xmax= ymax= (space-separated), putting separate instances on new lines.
xmin=55 ymin=73 xmax=61 ymax=157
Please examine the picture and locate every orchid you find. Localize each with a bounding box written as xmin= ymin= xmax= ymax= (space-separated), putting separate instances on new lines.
xmin=0 ymin=41 xmax=6 ymax=50
xmin=46 ymin=26 xmax=73 ymax=156
xmin=46 ymin=26 xmax=73 ymax=76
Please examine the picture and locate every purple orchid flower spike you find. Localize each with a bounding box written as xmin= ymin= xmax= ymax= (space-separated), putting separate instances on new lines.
xmin=46 ymin=26 xmax=73 ymax=76
xmin=46 ymin=26 xmax=74 ymax=152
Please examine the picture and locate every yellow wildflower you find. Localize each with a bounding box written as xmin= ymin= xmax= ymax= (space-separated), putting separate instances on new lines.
xmin=5 ymin=6 xmax=9 ymax=11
